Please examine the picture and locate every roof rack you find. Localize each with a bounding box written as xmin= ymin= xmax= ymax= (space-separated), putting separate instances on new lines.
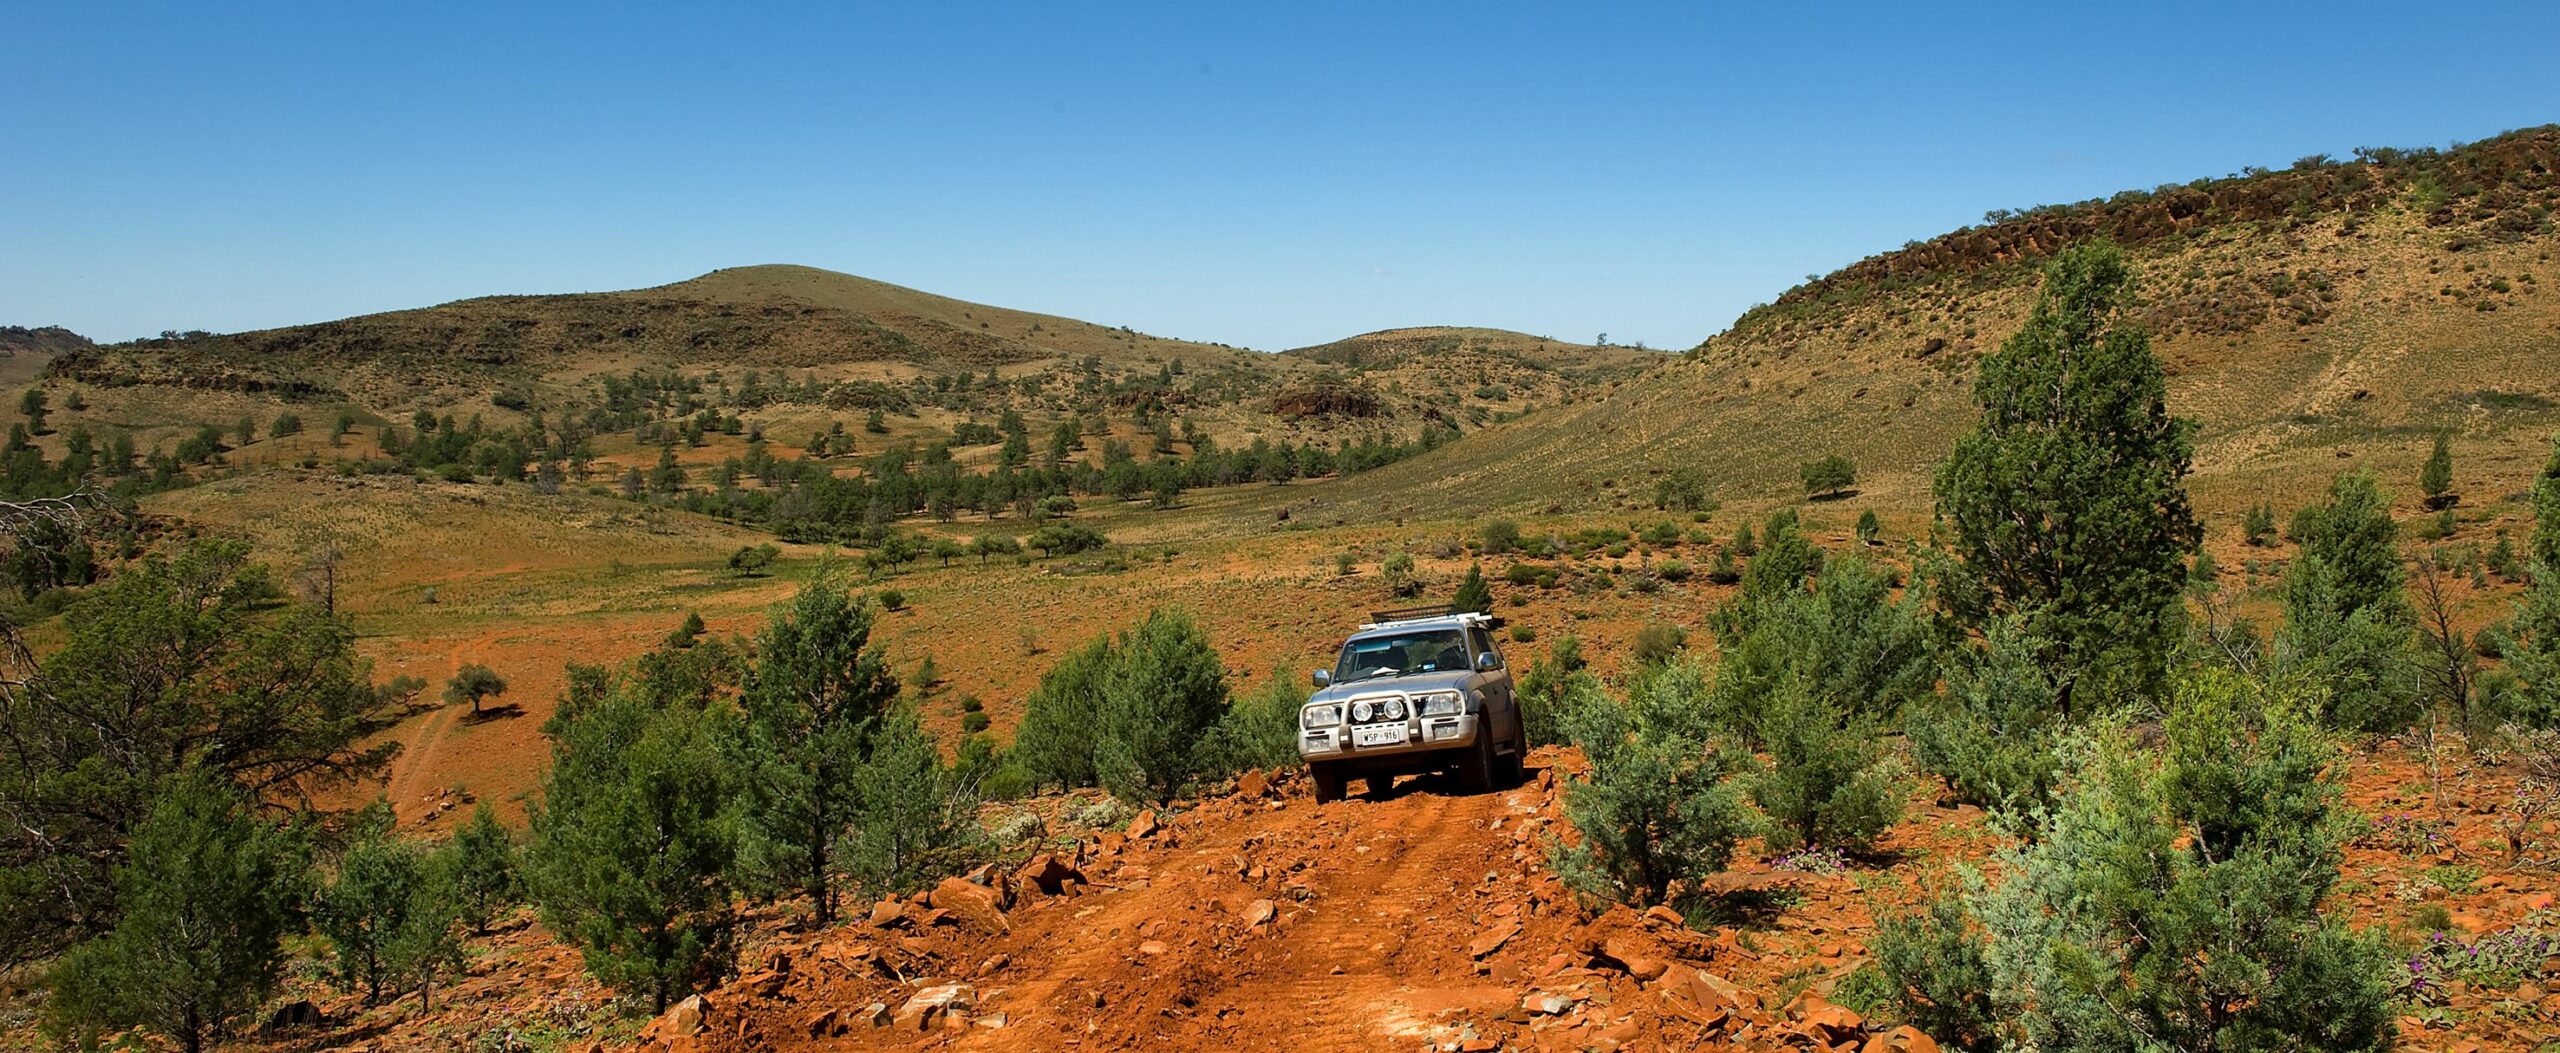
xmin=1359 ymin=605 xmax=1500 ymax=631
xmin=1366 ymin=604 xmax=1458 ymax=625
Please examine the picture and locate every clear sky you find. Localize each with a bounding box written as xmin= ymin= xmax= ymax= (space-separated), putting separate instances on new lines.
xmin=6 ymin=2 xmax=2555 ymax=352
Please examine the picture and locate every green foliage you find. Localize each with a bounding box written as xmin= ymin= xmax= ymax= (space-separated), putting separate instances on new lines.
xmin=1930 ymin=241 xmax=2200 ymax=713
xmin=1854 ymin=509 xmax=1881 ymax=544
xmin=1874 ymin=672 xmax=2396 ymax=1053
xmin=441 ymin=802 xmax=521 ymax=935
xmin=1026 ymin=521 xmax=1107 ymax=558
xmin=1710 ymin=554 xmax=1934 ymax=736
xmin=2292 ymin=472 xmax=2407 ymax=619
xmin=1454 ymin=562 xmax=1494 ymax=615
xmin=1515 ymin=635 xmax=1593 ymax=747
xmin=1909 ymin=618 xmax=2067 ymax=819
xmin=1800 ymin=453 xmax=1857 ymax=497
xmin=1653 ymin=466 xmax=1714 ymax=513
xmin=727 ymin=543 xmax=780 ymax=576
xmin=2274 ymin=482 xmax=2420 ymax=734
xmin=526 ymin=666 xmax=745 ymax=1012
xmin=46 ymin=772 xmax=306 ymax=1053
xmin=2419 ymin=433 xmax=2456 ymax=509
xmin=2535 ymin=436 xmax=2560 ymax=569
xmin=2242 ymin=500 xmax=2278 ymax=546
xmin=1549 ymin=663 xmax=1755 ymax=908
xmin=1197 ymin=673 xmax=1310 ymax=775
xmin=0 ymin=539 xmax=409 ymax=963
xmin=1749 ymin=675 xmax=1904 ymax=853
xmin=1481 ymin=519 xmax=1523 ymax=554
xmin=1010 ymin=635 xmax=1115 ymax=791
xmin=840 ymin=708 xmax=979 ymax=895
xmin=1628 ymin=620 xmax=1687 ymax=667
xmin=1094 ymin=609 xmax=1230 ymax=802
xmin=731 ymin=582 xmax=903 ymax=925
xmin=1382 ymin=551 xmax=1420 ymax=598
xmin=2490 ymin=563 xmax=2560 ymax=729
xmin=444 ymin=662 xmax=509 ymax=714
xmin=314 ymin=809 xmax=463 ymax=1007
xmin=1722 ymin=509 xmax=1822 ymax=640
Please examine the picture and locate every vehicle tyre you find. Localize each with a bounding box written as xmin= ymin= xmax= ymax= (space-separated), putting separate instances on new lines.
xmin=1361 ymin=774 xmax=1393 ymax=798
xmin=1311 ymin=762 xmax=1347 ymax=804
xmin=1498 ymin=734 xmax=1527 ymax=788
xmin=1457 ymin=727 xmax=1497 ymax=794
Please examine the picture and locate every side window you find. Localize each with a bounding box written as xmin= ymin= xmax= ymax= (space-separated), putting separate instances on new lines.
xmin=1468 ymin=627 xmax=1494 ymax=665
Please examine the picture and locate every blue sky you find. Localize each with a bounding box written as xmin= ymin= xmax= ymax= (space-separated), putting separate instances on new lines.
xmin=6 ymin=2 xmax=2555 ymax=352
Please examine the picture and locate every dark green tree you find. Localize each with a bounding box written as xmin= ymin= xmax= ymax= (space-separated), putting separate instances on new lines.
xmin=1800 ymin=454 xmax=1857 ymax=497
xmin=733 ymin=583 xmax=900 ymax=924
xmin=2419 ymin=433 xmax=2456 ymax=510
xmin=1930 ymin=241 xmax=2199 ymax=713
xmin=0 ymin=541 xmax=410 ymax=962
xmin=1094 ymin=609 xmax=1229 ymax=802
xmin=314 ymin=807 xmax=459 ymax=1007
xmin=45 ymin=773 xmax=305 ymax=1053
xmin=1010 ymin=636 xmax=1115 ymax=790
xmin=443 ymin=662 xmax=509 ymax=715
xmin=440 ymin=802 xmax=520 ymax=935
xmin=525 ymin=672 xmax=744 ymax=1012
xmin=1454 ymin=563 xmax=1494 ymax=615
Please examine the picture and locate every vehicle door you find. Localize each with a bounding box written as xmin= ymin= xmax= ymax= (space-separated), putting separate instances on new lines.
xmin=1467 ymin=624 xmax=1518 ymax=742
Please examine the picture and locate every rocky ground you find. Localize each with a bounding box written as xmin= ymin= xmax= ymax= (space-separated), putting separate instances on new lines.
xmin=74 ymin=736 xmax=2554 ymax=1053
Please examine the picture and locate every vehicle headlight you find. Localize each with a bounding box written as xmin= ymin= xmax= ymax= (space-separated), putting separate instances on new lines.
xmin=1351 ymin=700 xmax=1374 ymax=723
xmin=1416 ymin=691 xmax=1464 ymax=717
xmin=1302 ymin=704 xmax=1342 ymax=729
xmin=1381 ymin=698 xmax=1407 ymax=720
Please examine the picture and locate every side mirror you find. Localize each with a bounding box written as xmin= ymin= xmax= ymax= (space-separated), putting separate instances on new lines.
xmin=1475 ymin=652 xmax=1502 ymax=672
xmin=1311 ymin=669 xmax=1332 ymax=688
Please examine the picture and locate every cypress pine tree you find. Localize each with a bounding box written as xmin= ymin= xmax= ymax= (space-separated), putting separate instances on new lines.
xmin=733 ymin=582 xmax=900 ymax=925
xmin=46 ymin=773 xmax=305 ymax=1053
xmin=1454 ymin=563 xmax=1494 ymax=615
xmin=2419 ymin=433 xmax=2456 ymax=509
xmin=1931 ymin=241 xmax=2199 ymax=713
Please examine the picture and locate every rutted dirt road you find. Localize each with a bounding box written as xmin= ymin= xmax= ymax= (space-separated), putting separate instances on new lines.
xmin=670 ymin=751 xmax=1921 ymax=1053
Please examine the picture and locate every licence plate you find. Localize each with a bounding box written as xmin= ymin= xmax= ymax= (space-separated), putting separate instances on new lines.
xmin=1353 ymin=724 xmax=1408 ymax=748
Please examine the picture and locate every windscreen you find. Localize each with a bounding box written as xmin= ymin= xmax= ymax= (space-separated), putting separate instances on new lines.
xmin=1333 ymin=629 xmax=1471 ymax=683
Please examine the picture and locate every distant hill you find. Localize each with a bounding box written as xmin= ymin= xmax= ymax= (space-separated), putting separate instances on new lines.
xmin=0 ymin=325 xmax=93 ymax=357
xmin=39 ymin=265 xmax=1635 ymax=456
xmin=1283 ymin=326 xmax=1663 ymax=379
xmin=1276 ymin=126 xmax=2560 ymax=524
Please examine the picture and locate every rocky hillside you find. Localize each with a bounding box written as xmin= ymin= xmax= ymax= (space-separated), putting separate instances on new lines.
xmin=1274 ymin=126 xmax=2560 ymax=525
xmin=39 ymin=266 xmax=1643 ymax=455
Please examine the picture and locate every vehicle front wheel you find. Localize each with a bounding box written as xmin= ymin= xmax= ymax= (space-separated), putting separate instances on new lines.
xmin=1456 ymin=729 xmax=1497 ymax=794
xmin=1310 ymin=761 xmax=1347 ymax=804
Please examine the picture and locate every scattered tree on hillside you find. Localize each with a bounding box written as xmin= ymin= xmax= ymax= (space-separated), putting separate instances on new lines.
xmin=1653 ymin=466 xmax=1713 ymax=513
xmin=2535 ymin=436 xmax=2560 ymax=570
xmin=444 ymin=663 xmax=510 ymax=715
xmin=19 ymin=389 xmax=47 ymax=434
xmin=2243 ymin=500 xmax=2278 ymax=546
xmin=1382 ymin=551 xmax=1421 ymax=598
xmin=1799 ymin=454 xmax=1857 ymax=498
xmin=1931 ymin=240 xmax=2199 ymax=713
xmin=727 ymin=542 xmax=780 ymax=576
xmin=2420 ymin=433 xmax=2457 ymax=510
xmin=1454 ymin=563 xmax=1493 ymax=615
